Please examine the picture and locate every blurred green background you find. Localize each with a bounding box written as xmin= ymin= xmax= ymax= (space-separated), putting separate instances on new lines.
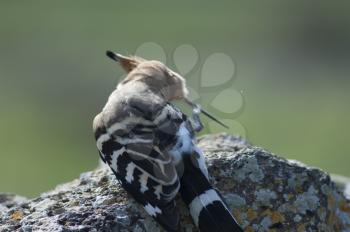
xmin=1 ymin=0 xmax=349 ymax=198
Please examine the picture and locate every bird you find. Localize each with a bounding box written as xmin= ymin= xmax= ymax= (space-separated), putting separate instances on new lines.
xmin=93 ymin=50 xmax=243 ymax=232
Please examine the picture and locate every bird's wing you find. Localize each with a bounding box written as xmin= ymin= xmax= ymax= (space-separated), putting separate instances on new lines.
xmin=93 ymin=101 xmax=186 ymax=232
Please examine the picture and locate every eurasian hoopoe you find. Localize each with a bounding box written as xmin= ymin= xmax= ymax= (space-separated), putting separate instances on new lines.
xmin=93 ymin=51 xmax=243 ymax=232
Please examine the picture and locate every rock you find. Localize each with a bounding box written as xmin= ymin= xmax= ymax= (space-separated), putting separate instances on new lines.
xmin=0 ymin=193 xmax=27 ymax=210
xmin=0 ymin=133 xmax=349 ymax=231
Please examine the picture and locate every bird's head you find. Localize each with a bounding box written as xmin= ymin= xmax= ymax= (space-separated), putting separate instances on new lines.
xmin=106 ymin=50 xmax=230 ymax=129
xmin=106 ymin=50 xmax=188 ymax=102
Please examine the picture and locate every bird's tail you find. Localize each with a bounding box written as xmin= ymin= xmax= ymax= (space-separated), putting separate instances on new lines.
xmin=179 ymin=155 xmax=243 ymax=232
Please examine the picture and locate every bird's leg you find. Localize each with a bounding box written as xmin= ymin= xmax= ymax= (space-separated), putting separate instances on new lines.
xmin=190 ymin=104 xmax=204 ymax=132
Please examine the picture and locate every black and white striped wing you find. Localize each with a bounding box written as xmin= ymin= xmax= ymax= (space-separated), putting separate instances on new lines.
xmin=93 ymin=103 xmax=185 ymax=232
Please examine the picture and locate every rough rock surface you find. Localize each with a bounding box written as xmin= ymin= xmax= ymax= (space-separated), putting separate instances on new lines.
xmin=1 ymin=133 xmax=350 ymax=231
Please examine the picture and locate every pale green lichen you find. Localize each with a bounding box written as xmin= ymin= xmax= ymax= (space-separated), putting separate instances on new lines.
xmin=294 ymin=185 xmax=320 ymax=214
xmin=293 ymin=214 xmax=302 ymax=222
xmin=224 ymin=193 xmax=246 ymax=208
xmin=234 ymin=155 xmax=264 ymax=183
xmin=260 ymin=216 xmax=272 ymax=229
xmin=321 ymin=184 xmax=331 ymax=195
xmin=255 ymin=189 xmax=277 ymax=206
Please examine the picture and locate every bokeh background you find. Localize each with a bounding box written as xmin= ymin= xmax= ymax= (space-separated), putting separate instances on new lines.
xmin=1 ymin=0 xmax=349 ymax=197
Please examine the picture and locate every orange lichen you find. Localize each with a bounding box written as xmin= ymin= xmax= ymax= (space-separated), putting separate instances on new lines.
xmin=297 ymin=224 xmax=306 ymax=232
xmin=247 ymin=208 xmax=258 ymax=221
xmin=260 ymin=209 xmax=285 ymax=224
xmin=327 ymin=195 xmax=336 ymax=208
xmin=233 ymin=209 xmax=243 ymax=225
xmin=339 ymin=201 xmax=350 ymax=213
xmin=271 ymin=211 xmax=285 ymax=224
xmin=295 ymin=185 xmax=303 ymax=193
xmin=10 ymin=211 xmax=23 ymax=221
xmin=244 ymin=226 xmax=254 ymax=232
xmin=261 ymin=209 xmax=271 ymax=216
xmin=327 ymin=211 xmax=336 ymax=225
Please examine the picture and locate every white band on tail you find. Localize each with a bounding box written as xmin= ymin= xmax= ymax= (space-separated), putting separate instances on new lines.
xmin=188 ymin=189 xmax=223 ymax=226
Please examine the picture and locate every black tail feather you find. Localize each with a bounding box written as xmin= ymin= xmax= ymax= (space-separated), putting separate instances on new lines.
xmin=180 ymin=155 xmax=243 ymax=232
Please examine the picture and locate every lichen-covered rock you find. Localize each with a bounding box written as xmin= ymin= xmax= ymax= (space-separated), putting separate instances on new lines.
xmin=1 ymin=133 xmax=349 ymax=231
xmin=0 ymin=193 xmax=27 ymax=220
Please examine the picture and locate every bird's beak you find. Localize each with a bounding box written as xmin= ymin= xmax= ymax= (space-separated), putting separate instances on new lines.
xmin=106 ymin=50 xmax=139 ymax=73
xmin=184 ymin=97 xmax=229 ymax=129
